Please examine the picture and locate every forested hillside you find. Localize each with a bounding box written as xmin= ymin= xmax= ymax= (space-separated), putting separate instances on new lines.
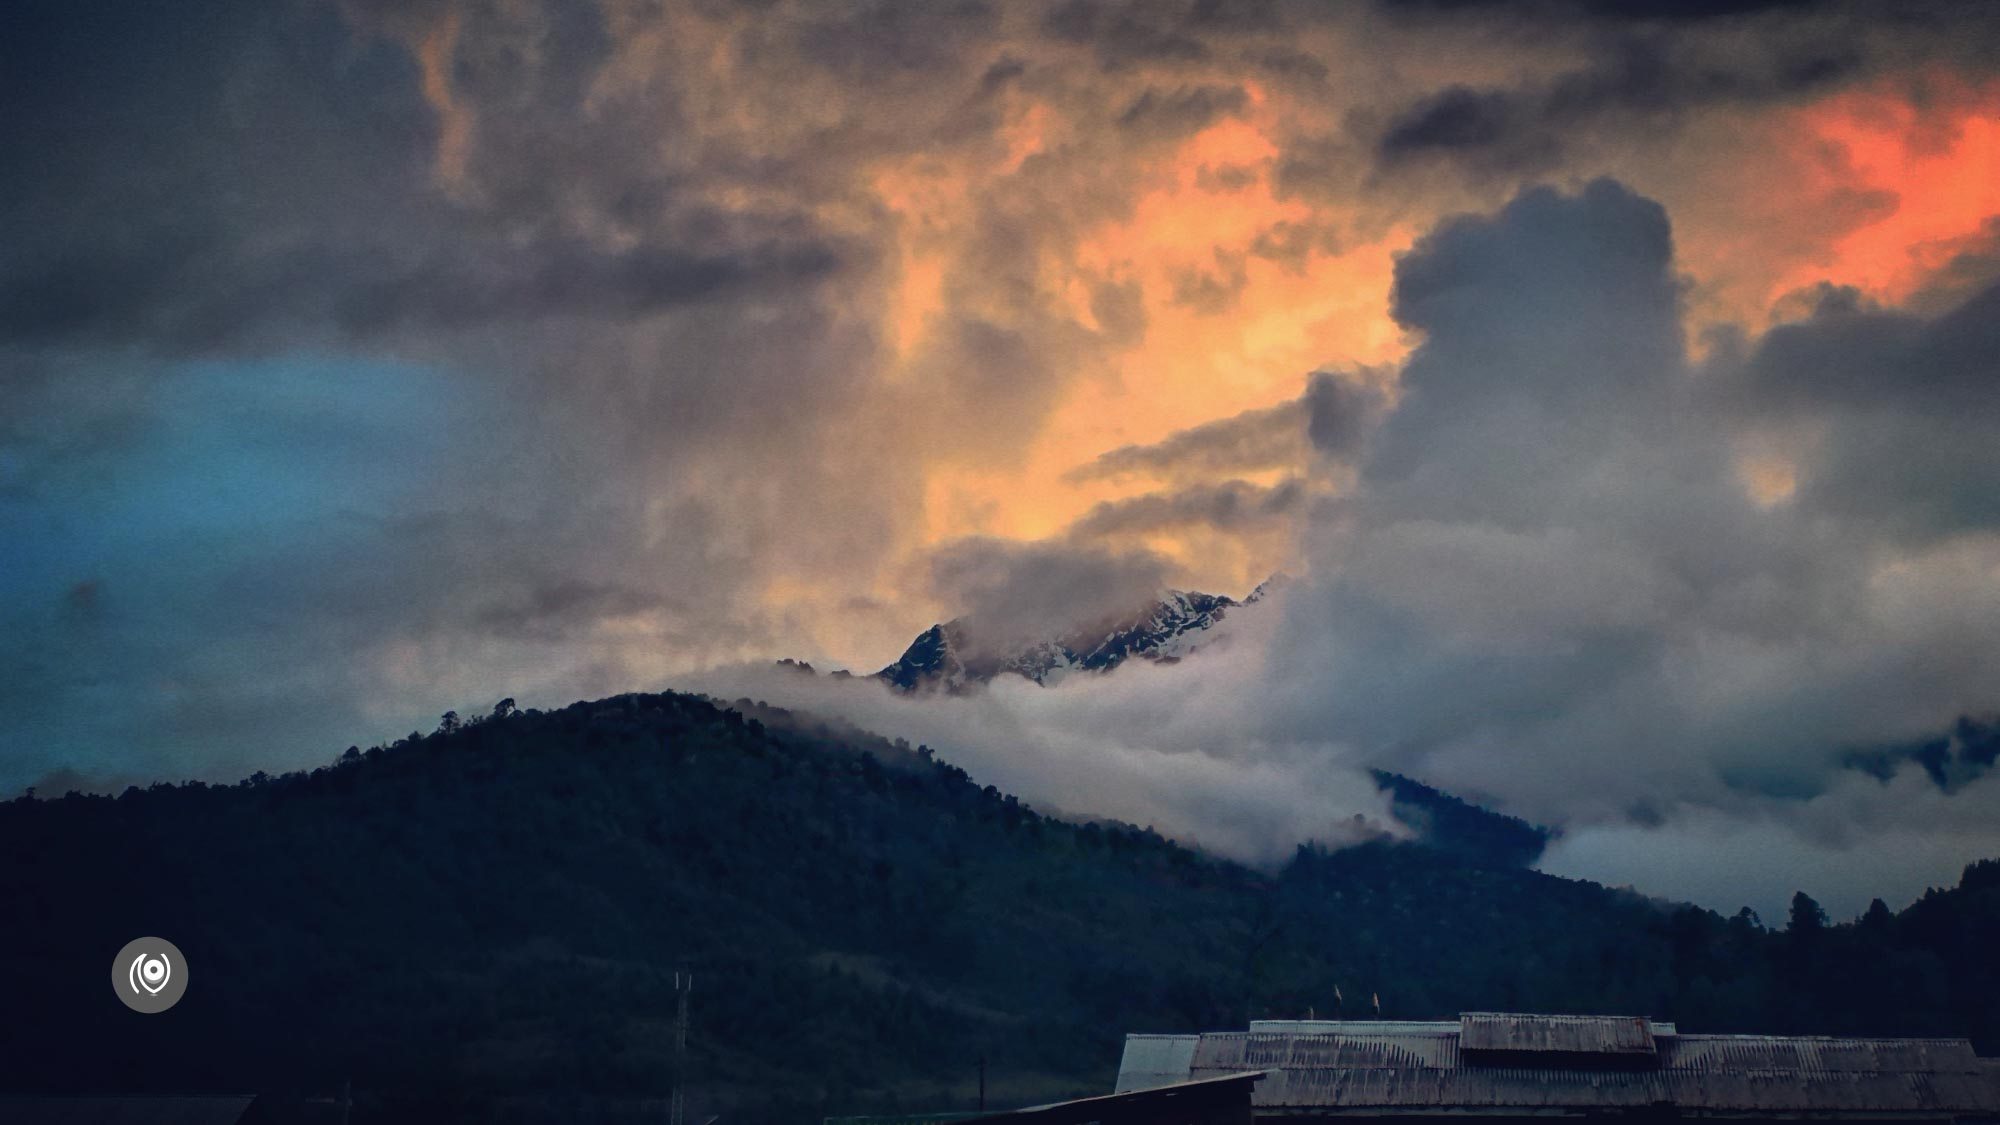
xmin=2 ymin=691 xmax=1996 ymax=1124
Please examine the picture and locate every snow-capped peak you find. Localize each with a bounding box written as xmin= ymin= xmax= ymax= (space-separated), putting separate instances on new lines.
xmin=874 ymin=587 xmax=1241 ymax=693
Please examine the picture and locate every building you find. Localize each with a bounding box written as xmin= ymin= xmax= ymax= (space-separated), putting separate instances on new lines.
xmin=1115 ymin=1013 xmax=2000 ymax=1123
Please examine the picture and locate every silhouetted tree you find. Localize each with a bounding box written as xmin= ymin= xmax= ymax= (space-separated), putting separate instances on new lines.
xmin=1789 ymin=891 xmax=1829 ymax=936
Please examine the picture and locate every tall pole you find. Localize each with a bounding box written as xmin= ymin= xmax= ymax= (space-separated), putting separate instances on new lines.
xmin=672 ymin=970 xmax=691 ymax=1125
xmin=978 ymin=1056 xmax=986 ymax=1113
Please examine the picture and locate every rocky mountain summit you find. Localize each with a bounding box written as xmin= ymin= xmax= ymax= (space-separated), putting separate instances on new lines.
xmin=876 ymin=588 xmax=1246 ymax=692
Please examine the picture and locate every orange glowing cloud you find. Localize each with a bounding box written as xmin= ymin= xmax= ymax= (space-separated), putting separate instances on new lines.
xmin=1771 ymin=76 xmax=2000 ymax=306
xmin=897 ymin=95 xmax=1411 ymax=595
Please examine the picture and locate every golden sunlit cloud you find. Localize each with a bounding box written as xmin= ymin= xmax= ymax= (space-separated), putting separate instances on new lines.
xmin=343 ymin=0 xmax=2000 ymax=673
xmin=880 ymin=95 xmax=1412 ymax=600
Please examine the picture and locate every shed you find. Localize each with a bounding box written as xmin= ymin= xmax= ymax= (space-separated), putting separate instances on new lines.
xmin=1117 ymin=1013 xmax=2000 ymax=1123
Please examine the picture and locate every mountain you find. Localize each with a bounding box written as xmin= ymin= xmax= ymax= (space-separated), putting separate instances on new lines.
xmin=4 ymin=691 xmax=1998 ymax=1125
xmin=877 ymin=588 xmax=1241 ymax=692
xmin=1370 ymin=769 xmax=1555 ymax=869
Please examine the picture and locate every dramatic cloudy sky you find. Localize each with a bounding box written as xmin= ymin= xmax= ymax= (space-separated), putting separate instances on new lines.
xmin=6 ymin=0 xmax=2000 ymax=917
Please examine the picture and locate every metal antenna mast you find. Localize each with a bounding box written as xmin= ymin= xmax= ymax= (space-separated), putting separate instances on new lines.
xmin=671 ymin=969 xmax=692 ymax=1125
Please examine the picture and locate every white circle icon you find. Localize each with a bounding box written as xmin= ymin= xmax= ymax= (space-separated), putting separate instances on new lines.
xmin=132 ymin=952 xmax=171 ymax=994
xmin=112 ymin=937 xmax=188 ymax=1013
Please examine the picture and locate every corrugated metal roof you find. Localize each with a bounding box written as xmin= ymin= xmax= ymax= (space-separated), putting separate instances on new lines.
xmin=1235 ymin=1064 xmax=2000 ymax=1113
xmin=1461 ymin=1012 xmax=1657 ymax=1055
xmin=1195 ymin=1032 xmax=1465 ymax=1072
xmin=1249 ymin=1020 xmax=1458 ymax=1036
xmin=828 ymin=1104 xmax=984 ymax=1112
xmin=1120 ymin=1015 xmax=2000 ymax=1116
xmin=1659 ymin=1036 xmax=1986 ymax=1074
xmin=1115 ymin=1034 xmax=1202 ymax=1093
xmin=1246 ymin=1019 xmax=1681 ymax=1039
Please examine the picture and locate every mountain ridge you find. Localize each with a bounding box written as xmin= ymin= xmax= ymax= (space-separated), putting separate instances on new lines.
xmin=5 ymin=688 xmax=1998 ymax=1125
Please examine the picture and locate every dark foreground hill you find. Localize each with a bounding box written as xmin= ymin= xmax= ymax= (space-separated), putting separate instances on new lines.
xmin=2 ymin=691 xmax=1997 ymax=1124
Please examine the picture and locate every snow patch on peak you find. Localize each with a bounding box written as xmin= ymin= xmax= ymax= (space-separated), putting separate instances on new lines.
xmin=875 ymin=585 xmax=1250 ymax=693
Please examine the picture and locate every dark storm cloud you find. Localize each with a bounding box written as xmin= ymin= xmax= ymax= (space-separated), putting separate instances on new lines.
xmin=1721 ymin=281 xmax=2000 ymax=539
xmin=791 ymin=0 xmax=999 ymax=75
xmin=1 ymin=0 xmax=857 ymax=357
xmin=3 ymin=0 xmax=431 ymax=352
xmin=0 ymin=225 xmax=846 ymax=352
xmin=1188 ymin=0 xmax=1285 ymax=33
xmin=1375 ymin=34 xmax=1859 ymax=175
xmin=1042 ymin=0 xmax=1286 ymax=53
xmin=1364 ymin=178 xmax=1687 ymax=525
xmin=1116 ymin=84 xmax=1249 ymax=136
xmin=470 ymin=580 xmax=681 ymax=638
xmin=1736 ymin=285 xmax=2000 ymax=415
xmin=359 ymin=220 xmax=841 ymax=325
xmin=1304 ymin=371 xmax=1388 ymax=457
xmin=1372 ymin=0 xmax=1833 ymax=22
xmin=1067 ymin=478 xmax=1306 ymax=539
xmin=1843 ymin=716 xmax=2000 ymax=795
xmin=1245 ymin=46 xmax=1329 ymax=82
xmin=1040 ymin=0 xmax=1213 ymax=67
xmin=1379 ymin=87 xmax=1542 ymax=169
xmin=1364 ymin=0 xmax=2000 ymax=30
xmin=1342 ymin=0 xmax=2000 ymax=215
xmin=1386 ymin=178 xmax=1679 ymax=371
xmin=1068 ymin=393 xmax=1303 ymax=482
xmin=1310 ymin=181 xmax=1738 ymax=737
xmin=1069 ymin=370 xmax=1383 ymax=484
xmin=2 ymin=0 xmax=931 ymax=442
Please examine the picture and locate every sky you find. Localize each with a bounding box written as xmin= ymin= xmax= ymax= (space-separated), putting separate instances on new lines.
xmin=5 ymin=0 xmax=2000 ymax=919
